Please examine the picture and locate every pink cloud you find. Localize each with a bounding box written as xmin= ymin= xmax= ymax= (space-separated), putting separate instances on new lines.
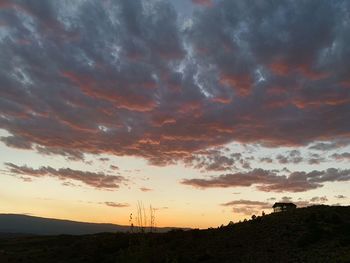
xmin=182 ymin=168 xmax=350 ymax=192
xmin=5 ymin=163 xmax=127 ymax=190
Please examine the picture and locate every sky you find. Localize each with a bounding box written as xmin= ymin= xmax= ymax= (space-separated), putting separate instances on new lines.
xmin=0 ymin=0 xmax=349 ymax=229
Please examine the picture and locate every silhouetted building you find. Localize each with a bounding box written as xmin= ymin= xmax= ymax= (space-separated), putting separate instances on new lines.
xmin=272 ymin=202 xmax=296 ymax=212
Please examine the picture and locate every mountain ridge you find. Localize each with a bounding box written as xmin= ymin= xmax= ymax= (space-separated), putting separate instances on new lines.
xmin=0 ymin=213 xmax=184 ymax=235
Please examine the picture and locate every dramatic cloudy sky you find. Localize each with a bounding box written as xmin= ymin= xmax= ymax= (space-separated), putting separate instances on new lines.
xmin=0 ymin=0 xmax=349 ymax=228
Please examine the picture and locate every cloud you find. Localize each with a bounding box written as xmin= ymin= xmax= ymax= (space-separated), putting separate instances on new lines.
xmin=246 ymin=195 xmax=331 ymax=213
xmin=182 ymin=168 xmax=350 ymax=192
xmin=154 ymin=206 xmax=168 ymax=211
xmin=140 ymin=187 xmax=152 ymax=192
xmin=0 ymin=0 xmax=350 ymax=170
xmin=259 ymin=157 xmax=273 ymax=163
xmin=310 ymin=196 xmax=328 ymax=203
xmin=192 ymin=0 xmax=213 ymax=7
xmin=308 ymin=140 xmax=350 ymax=151
xmin=280 ymin=196 xmax=293 ymax=202
xmin=276 ymin=150 xmax=303 ymax=164
xmin=5 ymin=162 xmax=127 ymax=190
xmin=335 ymin=195 xmax=346 ymax=199
xmin=183 ymin=149 xmax=257 ymax=172
xmin=184 ymin=148 xmax=236 ymax=172
xmin=62 ymin=181 xmax=79 ymax=187
xmin=331 ymin=152 xmax=350 ymax=161
xmin=221 ymin=196 xmax=328 ymax=216
xmin=36 ymin=146 xmax=85 ymax=161
xmin=221 ymin=199 xmax=271 ymax=216
xmin=0 ymin=135 xmax=32 ymax=149
xmin=258 ymin=152 xmax=326 ymax=165
xmin=221 ymin=199 xmax=270 ymax=208
xmin=231 ymin=207 xmax=261 ymax=216
xmin=307 ymin=153 xmax=326 ymax=165
xmin=277 ymin=196 xmax=329 ymax=208
xmin=104 ymin=202 xmax=130 ymax=208
xmin=109 ymin=165 xmax=119 ymax=171
xmin=264 ymin=196 xmax=329 ymax=209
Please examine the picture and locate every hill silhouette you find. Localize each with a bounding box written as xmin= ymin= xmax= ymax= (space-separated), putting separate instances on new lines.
xmin=0 ymin=214 xmax=179 ymax=235
xmin=0 ymin=214 xmax=130 ymax=235
xmin=0 ymin=205 xmax=349 ymax=262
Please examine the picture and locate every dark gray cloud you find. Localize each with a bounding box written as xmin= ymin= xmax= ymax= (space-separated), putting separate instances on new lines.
xmin=308 ymin=139 xmax=350 ymax=151
xmin=256 ymin=152 xmax=328 ymax=165
xmin=36 ymin=146 xmax=85 ymax=161
xmin=331 ymin=152 xmax=350 ymax=161
xmin=0 ymin=135 xmax=32 ymax=149
xmin=184 ymin=148 xmax=236 ymax=172
xmin=276 ymin=150 xmax=303 ymax=164
xmin=5 ymin=162 xmax=127 ymax=190
xmin=257 ymin=152 xmax=327 ymax=165
xmin=0 ymin=0 xmax=350 ymax=169
xmin=182 ymin=168 xmax=350 ymax=192
xmin=307 ymin=153 xmax=326 ymax=165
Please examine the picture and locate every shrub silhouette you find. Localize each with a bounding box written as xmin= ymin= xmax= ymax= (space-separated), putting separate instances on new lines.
xmin=227 ymin=221 xmax=234 ymax=227
xmin=134 ymin=201 xmax=157 ymax=233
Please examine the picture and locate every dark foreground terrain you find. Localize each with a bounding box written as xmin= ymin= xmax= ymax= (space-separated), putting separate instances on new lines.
xmin=0 ymin=205 xmax=349 ymax=263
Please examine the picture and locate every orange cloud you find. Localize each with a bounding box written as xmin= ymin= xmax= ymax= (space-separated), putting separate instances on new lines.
xmin=192 ymin=0 xmax=213 ymax=7
xmin=293 ymin=96 xmax=350 ymax=109
xmin=61 ymin=71 xmax=157 ymax=112
xmin=219 ymin=73 xmax=252 ymax=96
xmin=269 ymin=61 xmax=290 ymax=76
xmin=211 ymin=96 xmax=232 ymax=104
